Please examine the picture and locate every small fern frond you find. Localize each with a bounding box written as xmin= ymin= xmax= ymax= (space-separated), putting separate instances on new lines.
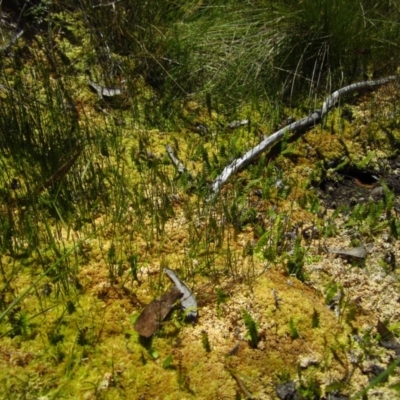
xmin=242 ymin=309 xmax=258 ymax=348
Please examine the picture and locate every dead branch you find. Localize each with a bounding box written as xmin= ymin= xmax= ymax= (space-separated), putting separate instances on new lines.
xmin=208 ymin=75 xmax=399 ymax=201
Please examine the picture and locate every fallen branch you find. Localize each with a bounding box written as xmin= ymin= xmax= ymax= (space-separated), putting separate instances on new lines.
xmin=320 ymin=75 xmax=398 ymax=117
xmin=208 ymin=75 xmax=399 ymax=201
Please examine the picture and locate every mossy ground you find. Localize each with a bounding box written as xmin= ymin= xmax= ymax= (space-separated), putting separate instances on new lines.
xmin=1 ymin=10 xmax=400 ymax=400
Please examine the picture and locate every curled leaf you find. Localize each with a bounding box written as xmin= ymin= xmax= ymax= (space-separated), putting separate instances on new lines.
xmin=327 ymin=245 xmax=368 ymax=259
xmin=164 ymin=268 xmax=198 ymax=321
xmin=134 ymin=286 xmax=183 ymax=338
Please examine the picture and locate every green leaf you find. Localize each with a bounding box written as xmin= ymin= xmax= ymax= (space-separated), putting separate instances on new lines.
xmin=163 ymin=354 xmax=173 ymax=369
xmin=149 ymin=348 xmax=159 ymax=359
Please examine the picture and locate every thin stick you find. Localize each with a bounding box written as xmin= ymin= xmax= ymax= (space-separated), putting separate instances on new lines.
xmin=36 ymin=145 xmax=83 ymax=194
xmin=165 ymin=144 xmax=193 ymax=179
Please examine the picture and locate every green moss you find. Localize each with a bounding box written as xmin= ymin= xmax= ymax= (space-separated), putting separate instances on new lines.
xmin=0 ymin=4 xmax=399 ymax=399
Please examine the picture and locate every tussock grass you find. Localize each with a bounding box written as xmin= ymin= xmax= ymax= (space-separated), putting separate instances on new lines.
xmin=172 ymin=0 xmax=400 ymax=110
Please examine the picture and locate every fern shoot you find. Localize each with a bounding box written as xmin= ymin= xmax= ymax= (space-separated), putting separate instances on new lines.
xmin=242 ymin=309 xmax=258 ymax=349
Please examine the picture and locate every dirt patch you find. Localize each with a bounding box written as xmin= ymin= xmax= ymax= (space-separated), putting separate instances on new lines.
xmin=316 ymin=155 xmax=400 ymax=210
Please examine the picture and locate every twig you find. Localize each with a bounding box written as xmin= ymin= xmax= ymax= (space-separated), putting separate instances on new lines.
xmin=165 ymin=144 xmax=193 ymax=179
xmin=0 ymin=30 xmax=24 ymax=52
xmin=207 ymin=75 xmax=399 ymax=201
xmin=226 ymin=368 xmax=253 ymax=400
xmin=36 ymin=145 xmax=83 ymax=194
xmin=92 ymin=0 xmax=123 ymax=8
xmin=87 ymin=80 xmax=123 ymax=98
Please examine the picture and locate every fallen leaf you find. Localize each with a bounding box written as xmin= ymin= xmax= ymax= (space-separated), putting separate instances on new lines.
xmin=134 ymin=286 xmax=183 ymax=338
xmin=327 ymin=245 xmax=368 ymax=259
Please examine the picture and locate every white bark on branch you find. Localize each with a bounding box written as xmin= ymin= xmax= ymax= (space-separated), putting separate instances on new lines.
xmin=208 ymin=75 xmax=399 ymax=201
